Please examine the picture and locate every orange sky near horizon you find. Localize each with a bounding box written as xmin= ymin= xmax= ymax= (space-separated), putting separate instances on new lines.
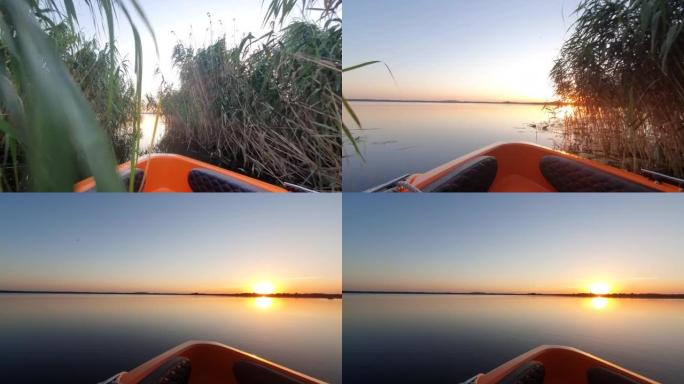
xmin=343 ymin=0 xmax=581 ymax=103
xmin=0 ymin=195 xmax=342 ymax=294
xmin=343 ymin=196 xmax=684 ymax=295
xmin=3 ymin=273 xmax=339 ymax=295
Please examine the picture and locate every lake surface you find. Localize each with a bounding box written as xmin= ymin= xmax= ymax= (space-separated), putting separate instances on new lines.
xmin=0 ymin=294 xmax=341 ymax=384
xmin=343 ymin=294 xmax=684 ymax=383
xmin=342 ymin=102 xmax=560 ymax=191
xmin=139 ymin=113 xmax=166 ymax=152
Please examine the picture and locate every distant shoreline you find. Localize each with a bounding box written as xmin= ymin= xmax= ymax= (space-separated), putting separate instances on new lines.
xmin=347 ymin=98 xmax=570 ymax=106
xmin=0 ymin=290 xmax=341 ymax=299
xmin=343 ymin=291 xmax=684 ymax=299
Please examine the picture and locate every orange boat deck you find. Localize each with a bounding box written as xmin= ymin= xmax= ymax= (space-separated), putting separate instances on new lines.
xmin=403 ymin=142 xmax=680 ymax=192
xmin=108 ymin=341 xmax=324 ymax=384
xmin=472 ymin=345 xmax=657 ymax=384
xmin=74 ymin=154 xmax=287 ymax=192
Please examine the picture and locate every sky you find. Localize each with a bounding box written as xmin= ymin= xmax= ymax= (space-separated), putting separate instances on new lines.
xmin=343 ymin=0 xmax=582 ymax=102
xmin=343 ymin=195 xmax=684 ymax=294
xmin=0 ymin=195 xmax=341 ymax=293
xmin=71 ymin=0 xmax=312 ymax=96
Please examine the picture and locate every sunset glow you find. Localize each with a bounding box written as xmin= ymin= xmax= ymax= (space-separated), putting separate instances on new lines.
xmin=343 ymin=0 xmax=581 ymax=102
xmin=344 ymin=196 xmax=684 ymax=294
xmin=589 ymin=282 xmax=611 ymax=296
xmin=0 ymin=196 xmax=341 ymax=294
xmin=253 ymin=281 xmax=276 ymax=295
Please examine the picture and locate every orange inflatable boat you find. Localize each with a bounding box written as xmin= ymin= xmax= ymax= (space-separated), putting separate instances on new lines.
xmin=74 ymin=154 xmax=299 ymax=192
xmin=368 ymin=142 xmax=682 ymax=192
xmin=465 ymin=345 xmax=657 ymax=384
xmin=99 ymin=341 xmax=325 ymax=384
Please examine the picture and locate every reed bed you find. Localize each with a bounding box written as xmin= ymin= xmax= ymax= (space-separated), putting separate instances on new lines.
xmin=550 ymin=0 xmax=684 ymax=177
xmin=157 ymin=1 xmax=342 ymax=191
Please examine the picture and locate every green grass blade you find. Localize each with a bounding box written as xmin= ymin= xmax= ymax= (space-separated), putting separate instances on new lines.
xmin=342 ymin=61 xmax=380 ymax=72
xmin=1 ymin=0 xmax=123 ymax=191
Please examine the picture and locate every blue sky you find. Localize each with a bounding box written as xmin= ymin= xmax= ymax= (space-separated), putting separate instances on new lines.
xmin=343 ymin=195 xmax=684 ymax=294
xmin=343 ymin=0 xmax=582 ymax=101
xmin=0 ymin=195 xmax=341 ymax=293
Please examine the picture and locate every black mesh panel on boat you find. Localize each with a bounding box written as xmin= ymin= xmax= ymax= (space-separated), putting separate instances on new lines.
xmin=498 ymin=361 xmax=545 ymax=384
xmin=187 ymin=168 xmax=263 ymax=192
xmin=587 ymin=367 xmax=641 ymax=384
xmin=233 ymin=361 xmax=305 ymax=384
xmin=425 ymin=156 xmax=498 ymax=192
xmin=138 ymin=356 xmax=191 ymax=384
xmin=539 ymin=155 xmax=657 ymax=192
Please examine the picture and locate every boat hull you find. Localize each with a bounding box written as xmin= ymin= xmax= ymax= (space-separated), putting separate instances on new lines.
xmin=471 ymin=345 xmax=657 ymax=384
xmin=402 ymin=142 xmax=680 ymax=192
xmin=74 ymin=154 xmax=287 ymax=192
xmin=108 ymin=341 xmax=324 ymax=384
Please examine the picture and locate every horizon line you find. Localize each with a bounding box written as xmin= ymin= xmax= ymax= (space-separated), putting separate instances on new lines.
xmin=0 ymin=289 xmax=342 ymax=299
xmin=343 ymin=290 xmax=684 ymax=299
xmin=347 ymin=98 xmax=571 ymax=106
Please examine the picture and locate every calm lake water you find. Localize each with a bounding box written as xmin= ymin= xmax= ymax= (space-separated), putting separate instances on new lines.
xmin=0 ymin=294 xmax=341 ymax=384
xmin=139 ymin=113 xmax=166 ymax=152
xmin=343 ymin=102 xmax=560 ymax=191
xmin=343 ymin=294 xmax=684 ymax=383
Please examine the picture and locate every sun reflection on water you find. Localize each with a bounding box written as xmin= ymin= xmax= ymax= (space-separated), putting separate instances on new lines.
xmin=139 ymin=113 xmax=166 ymax=151
xmin=254 ymin=297 xmax=274 ymax=310
xmin=590 ymin=297 xmax=609 ymax=310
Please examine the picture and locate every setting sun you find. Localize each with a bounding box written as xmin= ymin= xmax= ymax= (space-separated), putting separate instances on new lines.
xmin=253 ymin=281 xmax=276 ymax=295
xmin=589 ymin=282 xmax=611 ymax=296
